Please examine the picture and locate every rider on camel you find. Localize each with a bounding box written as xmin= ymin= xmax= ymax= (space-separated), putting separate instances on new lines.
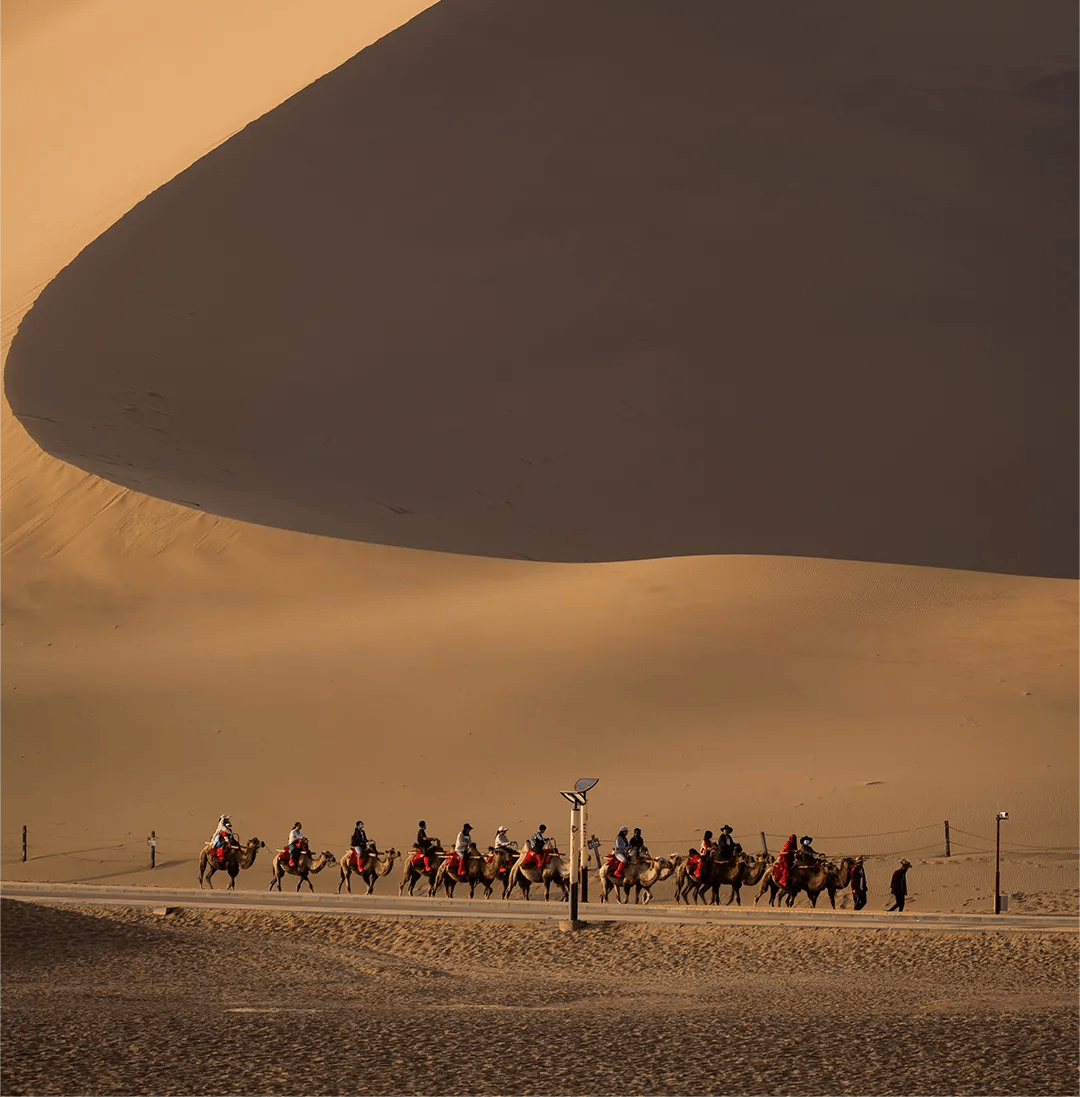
xmin=350 ymin=821 xmax=368 ymax=870
xmin=717 ymin=825 xmax=737 ymax=860
xmin=774 ymin=833 xmax=798 ymax=888
xmin=287 ymin=822 xmax=305 ymax=868
xmin=210 ymin=814 xmax=235 ymax=861
xmin=452 ymin=823 xmax=473 ymax=876
xmin=613 ymin=826 xmax=630 ymax=878
xmin=797 ymin=835 xmax=820 ymax=864
xmin=414 ymin=821 xmax=434 ymax=872
xmin=628 ymin=828 xmax=646 ymax=861
xmin=691 ymin=830 xmax=715 ymax=879
xmin=523 ymin=825 xmax=548 ymax=870
xmin=493 ymin=825 xmax=517 ymax=852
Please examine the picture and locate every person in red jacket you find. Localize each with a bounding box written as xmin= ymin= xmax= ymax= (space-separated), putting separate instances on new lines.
xmin=773 ymin=834 xmax=798 ymax=889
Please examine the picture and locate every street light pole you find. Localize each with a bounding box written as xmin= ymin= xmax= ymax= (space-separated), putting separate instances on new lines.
xmin=561 ymin=778 xmax=599 ymax=928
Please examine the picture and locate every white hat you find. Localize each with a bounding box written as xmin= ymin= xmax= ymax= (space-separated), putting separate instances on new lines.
xmin=619 ymin=826 xmax=628 ymax=833
xmin=497 ymin=826 xmax=508 ymax=832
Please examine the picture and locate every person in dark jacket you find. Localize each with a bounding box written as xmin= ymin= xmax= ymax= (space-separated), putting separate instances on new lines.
xmin=350 ymin=821 xmax=368 ymax=869
xmin=415 ymin=821 xmax=434 ymax=872
xmin=887 ymin=859 xmax=911 ymax=911
xmin=628 ymin=828 xmax=646 ymax=861
xmin=850 ymin=856 xmax=868 ymax=910
xmin=524 ymin=825 xmax=548 ymax=870
xmin=717 ymin=825 xmax=737 ymax=860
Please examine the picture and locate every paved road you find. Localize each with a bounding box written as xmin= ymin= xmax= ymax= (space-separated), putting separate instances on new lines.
xmin=3 ymin=881 xmax=1076 ymax=934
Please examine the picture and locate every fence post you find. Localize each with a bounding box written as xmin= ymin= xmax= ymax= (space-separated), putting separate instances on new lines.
xmin=760 ymin=831 xmax=768 ymax=856
xmin=148 ymin=830 xmax=156 ymax=869
xmin=22 ymin=824 xmax=27 ymax=863
xmin=944 ymin=820 xmax=950 ymax=857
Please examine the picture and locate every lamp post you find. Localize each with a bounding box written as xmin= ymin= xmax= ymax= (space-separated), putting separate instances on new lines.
xmin=560 ymin=778 xmax=599 ymax=926
xmin=995 ymin=810 xmax=1008 ymax=914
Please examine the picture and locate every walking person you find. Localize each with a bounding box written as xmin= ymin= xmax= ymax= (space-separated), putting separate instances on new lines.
xmin=887 ymin=859 xmax=911 ymax=911
xmin=850 ymin=856 xmax=868 ymax=910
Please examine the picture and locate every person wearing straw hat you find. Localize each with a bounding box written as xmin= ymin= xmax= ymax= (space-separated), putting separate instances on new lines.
xmin=887 ymin=859 xmax=911 ymax=911
xmin=850 ymin=856 xmax=868 ymax=910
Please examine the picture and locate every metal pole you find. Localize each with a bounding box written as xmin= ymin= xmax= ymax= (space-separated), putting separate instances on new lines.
xmin=944 ymin=820 xmax=950 ymax=857
xmin=149 ymin=830 xmax=156 ymax=870
xmin=580 ymin=798 xmax=588 ymax=904
xmin=994 ymin=816 xmax=1000 ymax=914
xmin=22 ymin=825 xmax=27 ymax=863
xmin=569 ymin=804 xmax=579 ymax=923
xmin=760 ymin=831 xmax=768 ymax=856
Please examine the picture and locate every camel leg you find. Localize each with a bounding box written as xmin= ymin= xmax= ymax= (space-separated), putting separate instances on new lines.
xmin=338 ymin=869 xmax=347 ymax=894
xmin=228 ymin=873 xmax=237 ymax=891
xmin=366 ymin=877 xmax=376 ymax=896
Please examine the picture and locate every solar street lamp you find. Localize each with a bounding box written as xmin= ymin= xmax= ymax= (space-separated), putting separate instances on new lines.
xmin=560 ymin=778 xmax=598 ymax=925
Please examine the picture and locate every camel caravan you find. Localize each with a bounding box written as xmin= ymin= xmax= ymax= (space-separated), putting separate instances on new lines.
xmin=201 ymin=816 xmax=868 ymax=907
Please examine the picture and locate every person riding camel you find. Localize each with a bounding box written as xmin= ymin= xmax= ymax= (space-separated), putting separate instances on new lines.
xmin=287 ymin=822 xmax=305 ymax=868
xmin=628 ymin=828 xmax=646 ymax=862
xmin=414 ymin=821 xmax=434 ymax=872
xmin=452 ymin=823 xmax=473 ymax=876
xmin=350 ymin=820 xmax=368 ymax=871
xmin=209 ymin=814 xmax=235 ymax=862
xmin=523 ymin=825 xmax=548 ymax=870
xmin=613 ymin=826 xmax=630 ymax=878
xmin=774 ymin=833 xmax=798 ymax=888
xmin=493 ymin=825 xmax=517 ymax=852
xmin=692 ymin=830 xmax=716 ymax=879
xmin=717 ymin=825 xmax=737 ymax=861
xmin=797 ymin=835 xmax=820 ymax=864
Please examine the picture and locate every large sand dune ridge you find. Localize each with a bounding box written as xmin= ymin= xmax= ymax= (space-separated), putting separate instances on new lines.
xmin=1 ymin=0 xmax=1076 ymax=924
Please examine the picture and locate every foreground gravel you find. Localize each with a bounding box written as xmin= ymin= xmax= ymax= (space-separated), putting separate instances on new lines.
xmin=2 ymin=899 xmax=1076 ymax=1096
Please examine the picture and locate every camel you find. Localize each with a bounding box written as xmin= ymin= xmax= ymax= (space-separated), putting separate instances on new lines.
xmin=675 ymin=850 xmax=772 ymax=906
xmin=505 ymin=846 xmax=569 ymax=901
xmin=598 ymin=853 xmax=680 ymax=904
xmin=399 ymin=841 xmax=445 ymax=897
xmin=755 ymin=856 xmax=855 ymax=909
xmin=337 ymin=846 xmax=400 ymax=895
xmin=268 ymin=846 xmax=337 ymax=892
xmin=433 ymin=845 xmax=518 ymax=899
xmin=198 ymin=836 xmax=264 ymax=890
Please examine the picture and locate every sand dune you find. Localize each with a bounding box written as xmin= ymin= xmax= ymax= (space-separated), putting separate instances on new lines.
xmin=2 ymin=0 xmax=1077 ymax=939
xmin=6 ymin=1 xmax=1077 ymax=574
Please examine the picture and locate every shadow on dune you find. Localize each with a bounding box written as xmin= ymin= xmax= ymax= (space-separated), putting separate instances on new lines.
xmin=6 ymin=1 xmax=1077 ymax=575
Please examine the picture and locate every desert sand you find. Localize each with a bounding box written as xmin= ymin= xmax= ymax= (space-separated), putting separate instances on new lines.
xmin=1 ymin=1 xmax=1077 ymax=1094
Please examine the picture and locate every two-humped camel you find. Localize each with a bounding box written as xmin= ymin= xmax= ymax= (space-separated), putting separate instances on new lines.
xmin=433 ymin=845 xmax=519 ymax=898
xmin=505 ymin=846 xmax=569 ymax=901
xmin=755 ymin=856 xmax=857 ymax=909
xmin=337 ymin=847 xmax=400 ymax=894
xmin=399 ymin=840 xmax=445 ymax=897
xmin=269 ymin=845 xmax=337 ymax=892
xmin=674 ymin=850 xmax=772 ymax=906
xmin=598 ymin=853 xmax=681 ymax=904
xmin=198 ymin=836 xmax=264 ymax=890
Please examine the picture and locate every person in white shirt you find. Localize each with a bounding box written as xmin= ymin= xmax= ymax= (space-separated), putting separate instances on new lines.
xmin=453 ymin=823 xmax=473 ymax=876
xmin=287 ymin=822 xmax=305 ymax=866
xmin=613 ymin=826 xmax=630 ymax=878
xmin=209 ymin=815 xmax=234 ymax=860
xmin=494 ymin=826 xmax=517 ymax=851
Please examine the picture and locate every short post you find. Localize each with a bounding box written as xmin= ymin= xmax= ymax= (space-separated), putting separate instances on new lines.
xmin=760 ymin=831 xmax=768 ymax=856
xmin=944 ymin=820 xmax=950 ymax=857
xmin=22 ymin=824 xmax=27 ymax=863
xmin=148 ymin=830 xmax=156 ymax=869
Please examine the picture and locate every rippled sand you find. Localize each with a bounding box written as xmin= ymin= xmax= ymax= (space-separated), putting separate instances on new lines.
xmin=1 ymin=898 xmax=1076 ymax=1096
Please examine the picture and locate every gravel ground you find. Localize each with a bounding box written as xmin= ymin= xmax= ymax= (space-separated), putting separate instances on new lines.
xmin=1 ymin=899 xmax=1076 ymax=1096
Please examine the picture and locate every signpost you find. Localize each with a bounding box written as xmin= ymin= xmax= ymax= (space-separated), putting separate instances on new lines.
xmin=560 ymin=778 xmax=599 ymax=927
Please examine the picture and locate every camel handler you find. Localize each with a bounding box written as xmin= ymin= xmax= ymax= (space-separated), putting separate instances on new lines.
xmin=887 ymin=859 xmax=911 ymax=912
xmin=523 ymin=825 xmax=548 ymax=871
xmin=452 ymin=823 xmax=473 ymax=876
xmin=613 ymin=826 xmax=630 ymax=878
xmin=350 ymin=821 xmax=368 ymax=870
xmin=286 ymin=822 xmax=305 ymax=867
xmin=717 ymin=825 xmax=737 ymax=861
xmin=209 ymin=814 xmax=235 ymax=861
xmin=850 ymin=856 xmax=868 ymax=910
